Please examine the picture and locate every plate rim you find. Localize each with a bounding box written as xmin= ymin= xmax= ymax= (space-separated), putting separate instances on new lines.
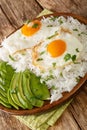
xmin=0 ymin=12 xmax=87 ymax=115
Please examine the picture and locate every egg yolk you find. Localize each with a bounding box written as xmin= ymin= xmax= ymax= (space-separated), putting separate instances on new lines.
xmin=47 ymin=40 xmax=66 ymax=57
xmin=21 ymin=20 xmax=41 ymax=36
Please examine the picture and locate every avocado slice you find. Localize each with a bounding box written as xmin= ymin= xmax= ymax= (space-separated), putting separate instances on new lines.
xmin=0 ymin=62 xmax=15 ymax=108
xmin=0 ymin=87 xmax=7 ymax=97
xmin=0 ymin=81 xmax=5 ymax=91
xmin=7 ymin=89 xmax=19 ymax=109
xmin=22 ymin=70 xmax=44 ymax=107
xmin=17 ymin=72 xmax=33 ymax=109
xmin=0 ymin=61 xmax=15 ymax=93
xmin=9 ymin=73 xmax=26 ymax=109
xmin=30 ymin=73 xmax=50 ymax=100
xmin=0 ymin=91 xmax=11 ymax=108
xmin=0 ymin=99 xmax=12 ymax=108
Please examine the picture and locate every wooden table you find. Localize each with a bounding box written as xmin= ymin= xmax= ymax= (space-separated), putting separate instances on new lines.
xmin=0 ymin=0 xmax=87 ymax=130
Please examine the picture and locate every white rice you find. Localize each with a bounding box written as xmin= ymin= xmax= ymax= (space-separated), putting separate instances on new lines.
xmin=0 ymin=16 xmax=87 ymax=103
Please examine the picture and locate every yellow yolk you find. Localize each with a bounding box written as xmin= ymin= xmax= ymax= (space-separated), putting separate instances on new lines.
xmin=47 ymin=40 xmax=66 ymax=57
xmin=21 ymin=20 xmax=41 ymax=36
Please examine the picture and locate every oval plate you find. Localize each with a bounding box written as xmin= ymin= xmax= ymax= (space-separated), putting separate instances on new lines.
xmin=0 ymin=12 xmax=87 ymax=115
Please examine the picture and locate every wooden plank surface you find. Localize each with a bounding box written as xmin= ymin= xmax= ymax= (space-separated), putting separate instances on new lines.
xmin=36 ymin=0 xmax=87 ymax=18
xmin=0 ymin=0 xmax=87 ymax=130
xmin=0 ymin=6 xmax=15 ymax=42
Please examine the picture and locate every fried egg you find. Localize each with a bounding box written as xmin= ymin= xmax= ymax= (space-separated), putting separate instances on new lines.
xmin=2 ymin=19 xmax=59 ymax=54
xmin=21 ymin=20 xmax=41 ymax=36
xmin=1 ymin=17 xmax=83 ymax=73
xmin=0 ymin=15 xmax=86 ymax=104
xmin=32 ymin=33 xmax=83 ymax=71
xmin=20 ymin=20 xmax=59 ymax=47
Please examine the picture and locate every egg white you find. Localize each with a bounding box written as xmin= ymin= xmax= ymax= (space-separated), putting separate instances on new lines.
xmin=1 ymin=21 xmax=60 ymax=55
xmin=32 ymin=33 xmax=83 ymax=71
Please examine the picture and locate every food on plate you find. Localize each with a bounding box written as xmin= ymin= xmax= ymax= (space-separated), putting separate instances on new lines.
xmin=8 ymin=70 xmax=50 ymax=109
xmin=0 ymin=62 xmax=14 ymax=108
xmin=0 ymin=15 xmax=87 ymax=109
xmin=21 ymin=20 xmax=41 ymax=36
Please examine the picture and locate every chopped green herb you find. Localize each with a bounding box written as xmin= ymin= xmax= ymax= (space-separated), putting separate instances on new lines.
xmin=76 ymin=48 xmax=79 ymax=52
xmin=81 ymin=32 xmax=87 ymax=35
xmin=76 ymin=77 xmax=80 ymax=83
xmin=58 ymin=18 xmax=63 ymax=24
xmin=46 ymin=75 xmax=54 ymax=81
xmin=37 ymin=58 xmax=43 ymax=61
xmin=78 ymin=33 xmax=81 ymax=36
xmin=64 ymin=53 xmax=77 ymax=63
xmin=50 ymin=16 xmax=58 ymax=21
xmin=71 ymin=55 xmax=76 ymax=62
xmin=47 ymin=25 xmax=53 ymax=27
xmin=64 ymin=53 xmax=71 ymax=62
xmin=47 ymin=31 xmax=58 ymax=39
xmin=52 ymin=62 xmax=56 ymax=68
xmin=40 ymin=51 xmax=45 ymax=55
xmin=73 ymin=28 xmax=78 ymax=31
xmin=51 ymin=86 xmax=56 ymax=90
xmin=60 ymin=72 xmax=63 ymax=77
xmin=9 ymin=55 xmax=15 ymax=61
xmin=74 ymin=62 xmax=80 ymax=64
xmin=49 ymin=69 xmax=53 ymax=74
xmin=78 ymin=32 xmax=87 ymax=36
xmin=32 ymin=23 xmax=39 ymax=28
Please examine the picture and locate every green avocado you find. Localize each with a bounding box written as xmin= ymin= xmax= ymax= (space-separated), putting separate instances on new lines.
xmin=17 ymin=72 xmax=33 ymax=109
xmin=0 ymin=87 xmax=7 ymax=97
xmin=22 ymin=70 xmax=44 ymax=107
xmin=0 ymin=61 xmax=50 ymax=110
xmin=0 ymin=91 xmax=11 ymax=108
xmin=7 ymin=89 xmax=19 ymax=109
xmin=9 ymin=73 xmax=26 ymax=109
xmin=30 ymin=73 xmax=50 ymax=100
xmin=0 ymin=98 xmax=12 ymax=108
xmin=0 ymin=62 xmax=15 ymax=107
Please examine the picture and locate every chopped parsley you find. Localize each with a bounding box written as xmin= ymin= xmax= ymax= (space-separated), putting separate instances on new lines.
xmin=73 ymin=28 xmax=78 ymax=31
xmin=72 ymin=29 xmax=87 ymax=36
xmin=47 ymin=31 xmax=58 ymax=39
xmin=64 ymin=53 xmax=71 ymax=62
xmin=52 ymin=62 xmax=56 ymax=68
xmin=78 ymin=32 xmax=87 ymax=36
xmin=37 ymin=58 xmax=43 ymax=61
xmin=58 ymin=18 xmax=63 ymax=24
xmin=49 ymin=69 xmax=53 ymax=74
xmin=51 ymin=86 xmax=56 ymax=90
xmin=64 ymin=53 xmax=77 ymax=63
xmin=46 ymin=75 xmax=54 ymax=81
xmin=76 ymin=48 xmax=79 ymax=52
xmin=74 ymin=61 xmax=80 ymax=64
xmin=32 ymin=23 xmax=39 ymax=28
xmin=60 ymin=72 xmax=63 ymax=77
xmin=40 ymin=51 xmax=45 ymax=55
xmin=47 ymin=25 xmax=53 ymax=27
xmin=76 ymin=77 xmax=80 ymax=83
xmin=9 ymin=55 xmax=15 ymax=61
xmin=81 ymin=32 xmax=87 ymax=35
xmin=71 ymin=55 xmax=76 ymax=62
xmin=49 ymin=16 xmax=58 ymax=21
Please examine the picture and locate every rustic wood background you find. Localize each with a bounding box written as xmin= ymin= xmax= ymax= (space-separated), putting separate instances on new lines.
xmin=0 ymin=0 xmax=87 ymax=130
xmin=37 ymin=0 xmax=87 ymax=18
